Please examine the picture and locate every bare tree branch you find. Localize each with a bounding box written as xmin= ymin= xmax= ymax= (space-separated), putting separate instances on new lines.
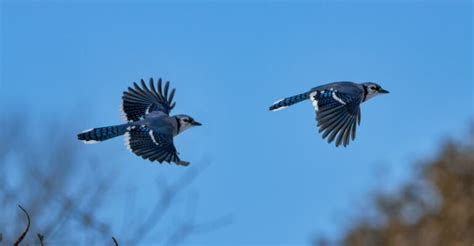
xmin=130 ymin=164 xmax=209 ymax=244
xmin=2 ymin=112 xmax=224 ymax=244
xmin=162 ymin=191 xmax=233 ymax=245
xmin=112 ymin=236 xmax=119 ymax=246
xmin=164 ymin=213 xmax=233 ymax=245
xmin=31 ymin=165 xmax=113 ymax=240
xmin=14 ymin=205 xmax=31 ymax=246
xmin=37 ymin=233 xmax=44 ymax=246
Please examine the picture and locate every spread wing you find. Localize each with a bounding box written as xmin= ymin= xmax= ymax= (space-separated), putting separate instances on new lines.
xmin=309 ymin=89 xmax=362 ymax=147
xmin=125 ymin=126 xmax=188 ymax=166
xmin=121 ymin=78 xmax=176 ymax=122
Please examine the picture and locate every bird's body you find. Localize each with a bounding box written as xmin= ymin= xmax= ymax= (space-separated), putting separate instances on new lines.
xmin=77 ymin=78 xmax=201 ymax=166
xmin=269 ymin=81 xmax=388 ymax=147
xmin=314 ymin=81 xmax=364 ymax=94
xmin=135 ymin=111 xmax=178 ymax=136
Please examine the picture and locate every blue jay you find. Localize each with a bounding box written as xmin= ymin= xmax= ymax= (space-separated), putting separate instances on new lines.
xmin=269 ymin=81 xmax=389 ymax=147
xmin=77 ymin=78 xmax=201 ymax=166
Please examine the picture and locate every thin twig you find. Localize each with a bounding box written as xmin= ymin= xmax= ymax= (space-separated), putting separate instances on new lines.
xmin=131 ymin=164 xmax=208 ymax=243
xmin=164 ymin=215 xmax=233 ymax=246
xmin=112 ymin=236 xmax=119 ymax=246
xmin=38 ymin=170 xmax=112 ymax=239
xmin=14 ymin=205 xmax=31 ymax=246
xmin=37 ymin=233 xmax=44 ymax=246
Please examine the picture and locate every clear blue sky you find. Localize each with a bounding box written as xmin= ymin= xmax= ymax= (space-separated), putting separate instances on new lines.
xmin=1 ymin=1 xmax=472 ymax=244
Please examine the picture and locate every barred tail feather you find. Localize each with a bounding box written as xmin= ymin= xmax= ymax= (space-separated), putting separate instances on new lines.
xmin=78 ymin=124 xmax=129 ymax=144
xmin=269 ymin=91 xmax=311 ymax=111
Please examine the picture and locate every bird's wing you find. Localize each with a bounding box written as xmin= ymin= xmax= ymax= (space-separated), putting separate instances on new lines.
xmin=125 ymin=126 xmax=188 ymax=166
xmin=309 ymin=89 xmax=362 ymax=147
xmin=121 ymin=78 xmax=176 ymax=122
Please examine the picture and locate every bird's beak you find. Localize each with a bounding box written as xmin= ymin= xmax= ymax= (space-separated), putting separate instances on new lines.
xmin=378 ymin=88 xmax=389 ymax=94
xmin=192 ymin=121 xmax=202 ymax=126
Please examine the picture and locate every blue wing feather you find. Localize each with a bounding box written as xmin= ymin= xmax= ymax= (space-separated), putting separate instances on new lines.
xmin=126 ymin=126 xmax=181 ymax=164
xmin=122 ymin=78 xmax=176 ymax=122
xmin=311 ymin=88 xmax=363 ymax=147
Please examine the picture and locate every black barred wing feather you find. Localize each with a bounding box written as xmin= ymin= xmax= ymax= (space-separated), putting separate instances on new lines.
xmin=125 ymin=126 xmax=188 ymax=166
xmin=310 ymin=89 xmax=362 ymax=147
xmin=122 ymin=78 xmax=176 ymax=121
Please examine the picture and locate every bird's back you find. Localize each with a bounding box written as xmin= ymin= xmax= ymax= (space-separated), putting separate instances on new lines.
xmin=143 ymin=111 xmax=178 ymax=136
xmin=311 ymin=81 xmax=363 ymax=96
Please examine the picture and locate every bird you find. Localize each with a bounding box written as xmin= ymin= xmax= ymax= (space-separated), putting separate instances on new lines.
xmin=77 ymin=78 xmax=201 ymax=166
xmin=269 ymin=81 xmax=389 ymax=147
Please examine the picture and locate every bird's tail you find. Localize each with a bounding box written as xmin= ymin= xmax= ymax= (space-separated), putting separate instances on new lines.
xmin=77 ymin=124 xmax=129 ymax=144
xmin=269 ymin=91 xmax=311 ymax=111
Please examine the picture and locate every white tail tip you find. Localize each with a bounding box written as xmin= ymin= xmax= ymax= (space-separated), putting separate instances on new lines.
xmin=270 ymin=98 xmax=288 ymax=111
xmin=271 ymin=105 xmax=288 ymax=112
xmin=81 ymin=140 xmax=100 ymax=144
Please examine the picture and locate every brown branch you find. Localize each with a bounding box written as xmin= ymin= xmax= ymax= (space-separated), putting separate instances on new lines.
xmin=14 ymin=205 xmax=31 ymax=246
xmin=37 ymin=233 xmax=44 ymax=246
xmin=112 ymin=236 xmax=119 ymax=246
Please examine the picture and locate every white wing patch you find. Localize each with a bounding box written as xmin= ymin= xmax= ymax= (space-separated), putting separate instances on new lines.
xmin=149 ymin=130 xmax=160 ymax=145
xmin=124 ymin=132 xmax=132 ymax=151
xmin=145 ymin=105 xmax=153 ymax=114
xmin=309 ymin=91 xmax=319 ymax=111
xmin=126 ymin=125 xmax=137 ymax=131
xmin=82 ymin=139 xmax=100 ymax=144
xmin=332 ymin=91 xmax=346 ymax=105
xmin=121 ymin=103 xmax=153 ymax=121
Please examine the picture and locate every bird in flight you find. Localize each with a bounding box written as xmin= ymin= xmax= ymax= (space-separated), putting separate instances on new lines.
xmin=269 ymin=81 xmax=389 ymax=147
xmin=78 ymin=78 xmax=201 ymax=166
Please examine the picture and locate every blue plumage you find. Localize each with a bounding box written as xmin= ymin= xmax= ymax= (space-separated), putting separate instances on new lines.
xmin=78 ymin=124 xmax=129 ymax=143
xmin=78 ymin=78 xmax=201 ymax=166
xmin=269 ymin=81 xmax=389 ymax=147
xmin=269 ymin=92 xmax=311 ymax=111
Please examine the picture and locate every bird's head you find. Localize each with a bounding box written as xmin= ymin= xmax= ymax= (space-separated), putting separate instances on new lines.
xmin=175 ymin=114 xmax=202 ymax=134
xmin=362 ymin=82 xmax=389 ymax=101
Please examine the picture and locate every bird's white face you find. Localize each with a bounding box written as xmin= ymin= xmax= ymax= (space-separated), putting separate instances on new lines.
xmin=363 ymin=82 xmax=389 ymax=101
xmin=176 ymin=115 xmax=202 ymax=134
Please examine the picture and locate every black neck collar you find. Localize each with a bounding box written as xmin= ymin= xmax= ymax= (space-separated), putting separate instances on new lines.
xmin=362 ymin=85 xmax=368 ymax=102
xmin=176 ymin=117 xmax=181 ymax=133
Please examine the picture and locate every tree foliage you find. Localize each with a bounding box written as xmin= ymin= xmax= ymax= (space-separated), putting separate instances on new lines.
xmin=318 ymin=125 xmax=474 ymax=246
